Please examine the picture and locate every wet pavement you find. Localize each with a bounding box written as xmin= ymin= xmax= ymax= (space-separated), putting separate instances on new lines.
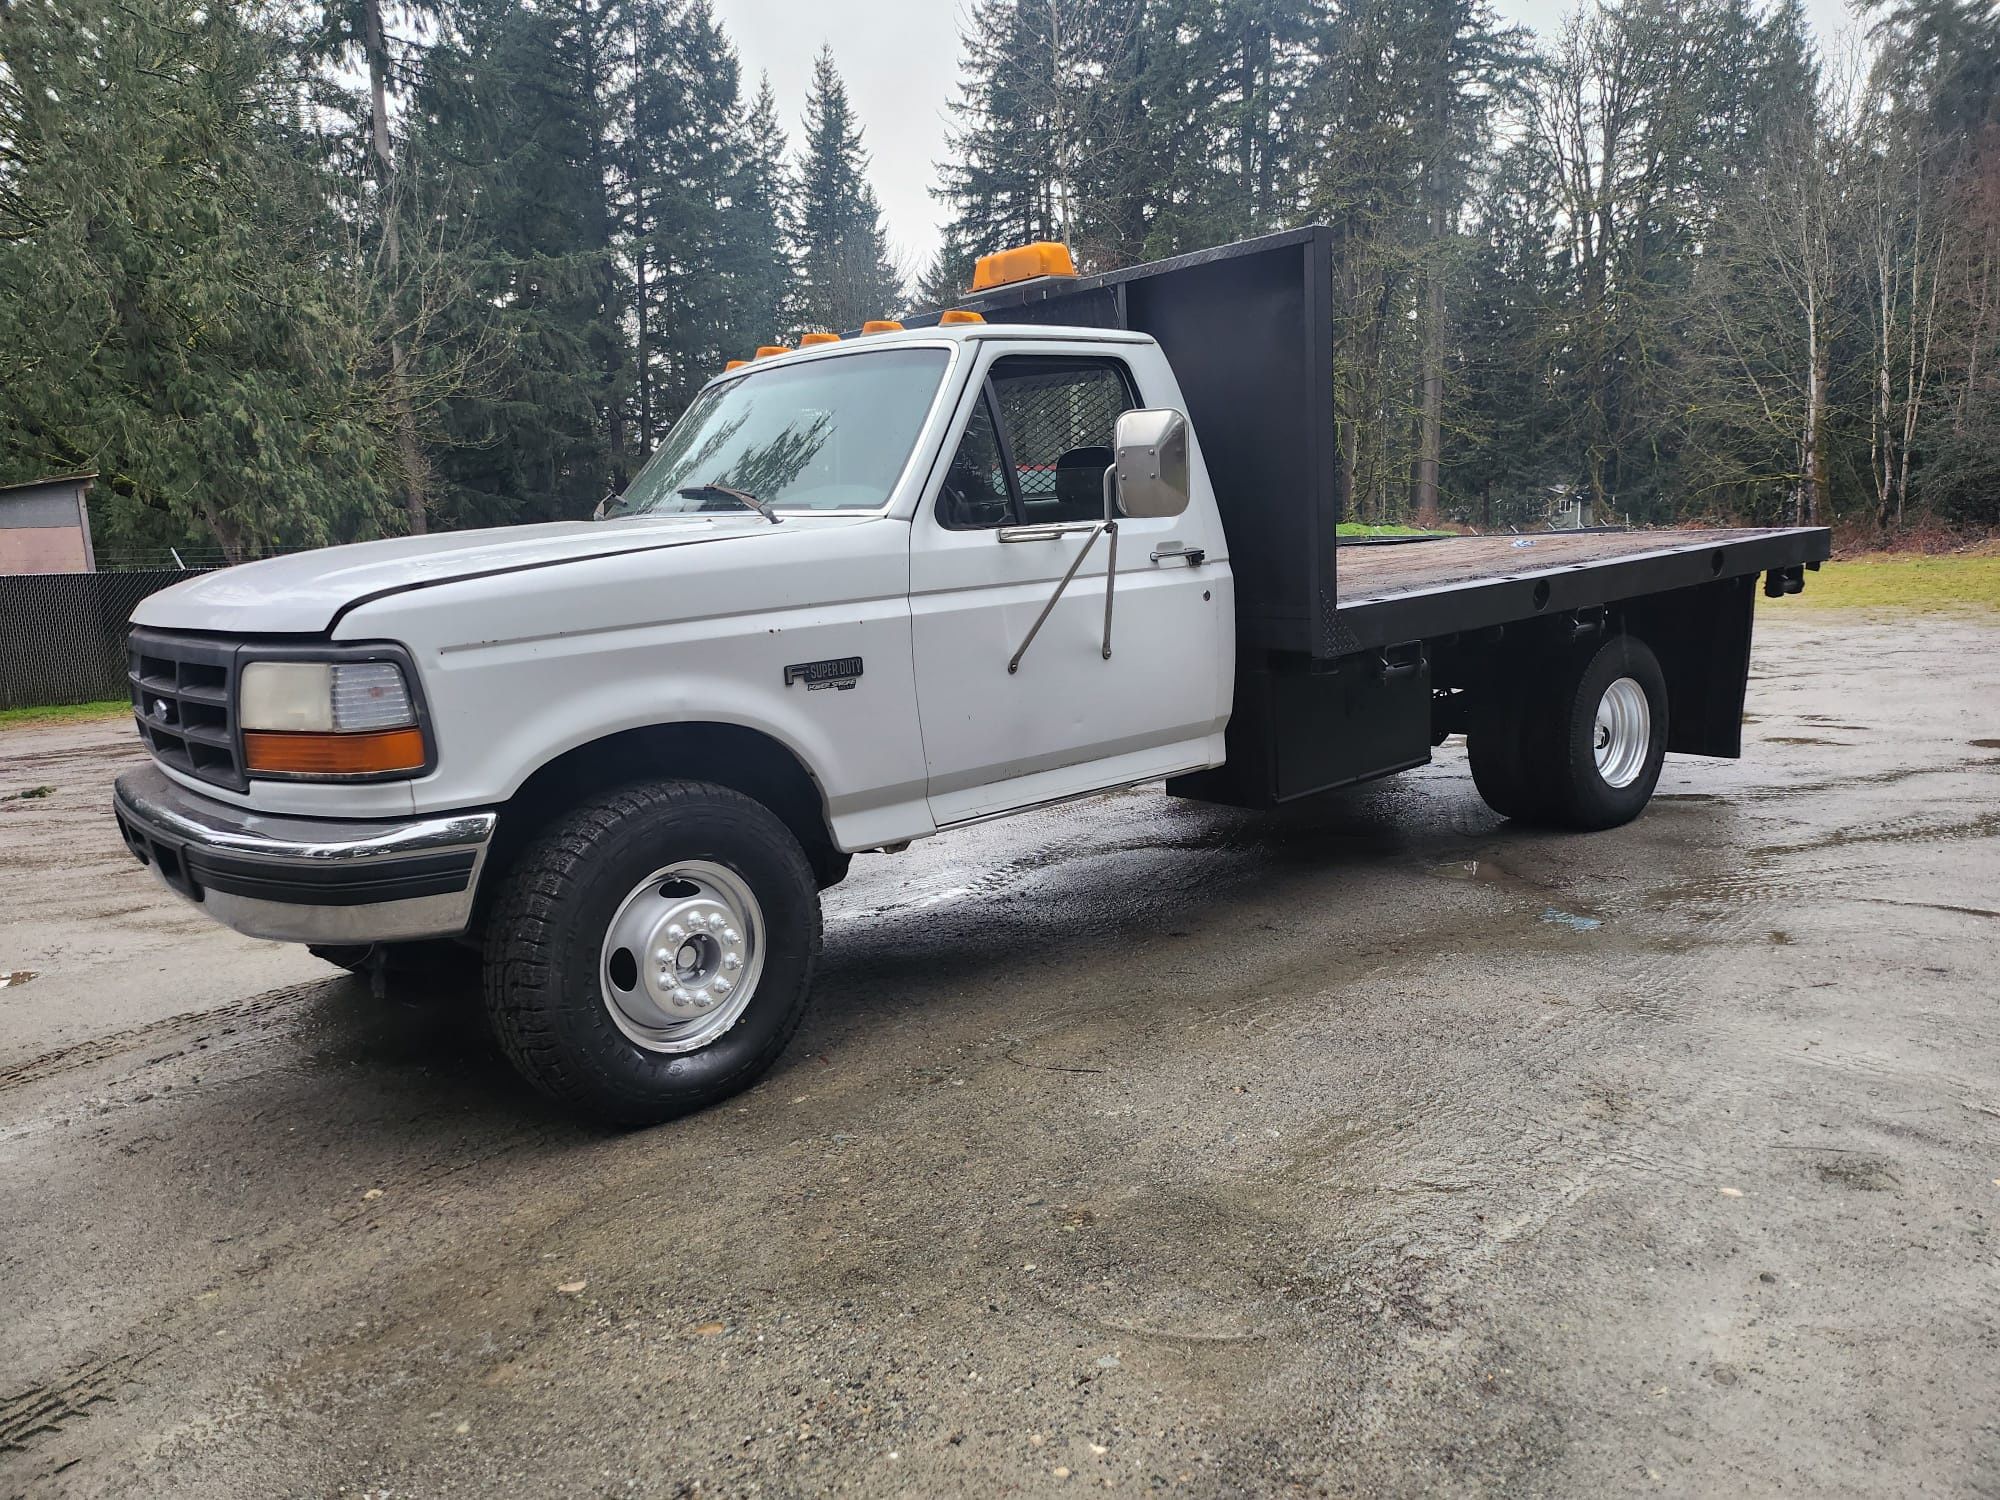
xmin=2 ymin=610 xmax=1997 ymax=1498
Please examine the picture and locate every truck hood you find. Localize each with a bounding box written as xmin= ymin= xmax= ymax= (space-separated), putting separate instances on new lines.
xmin=131 ymin=513 xmax=854 ymax=635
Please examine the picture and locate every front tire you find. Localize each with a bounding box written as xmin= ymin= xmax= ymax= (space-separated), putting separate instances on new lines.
xmin=482 ymin=780 xmax=821 ymax=1126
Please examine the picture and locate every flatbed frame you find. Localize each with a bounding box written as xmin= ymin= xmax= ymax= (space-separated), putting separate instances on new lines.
xmin=1330 ymin=527 xmax=1829 ymax=653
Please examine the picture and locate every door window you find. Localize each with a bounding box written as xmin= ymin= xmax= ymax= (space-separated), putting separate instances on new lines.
xmin=936 ymin=392 xmax=1013 ymax=529
xmin=934 ymin=356 xmax=1137 ymax=529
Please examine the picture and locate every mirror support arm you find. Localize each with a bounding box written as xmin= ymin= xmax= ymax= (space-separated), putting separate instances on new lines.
xmin=1007 ymin=521 xmax=1106 ymax=675
xmin=1005 ymin=468 xmax=1126 ymax=676
xmin=1100 ymin=467 xmax=1118 ymax=661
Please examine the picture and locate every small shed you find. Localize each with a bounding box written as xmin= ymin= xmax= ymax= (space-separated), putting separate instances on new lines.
xmin=0 ymin=473 xmax=98 ymax=574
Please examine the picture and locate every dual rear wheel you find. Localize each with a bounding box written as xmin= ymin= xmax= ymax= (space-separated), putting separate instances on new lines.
xmin=1468 ymin=633 xmax=1669 ymax=830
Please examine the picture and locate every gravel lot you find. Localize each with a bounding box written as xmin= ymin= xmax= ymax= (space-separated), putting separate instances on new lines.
xmin=3 ymin=610 xmax=1997 ymax=1498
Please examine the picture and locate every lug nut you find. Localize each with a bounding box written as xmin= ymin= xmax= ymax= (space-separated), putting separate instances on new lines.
xmin=723 ymin=953 xmax=742 ymax=972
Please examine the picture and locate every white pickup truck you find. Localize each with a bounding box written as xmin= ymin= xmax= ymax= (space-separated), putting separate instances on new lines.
xmin=112 ymin=230 xmax=1829 ymax=1123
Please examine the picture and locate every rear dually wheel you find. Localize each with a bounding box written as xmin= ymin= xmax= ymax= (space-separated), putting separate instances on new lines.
xmin=1469 ymin=633 xmax=1669 ymax=831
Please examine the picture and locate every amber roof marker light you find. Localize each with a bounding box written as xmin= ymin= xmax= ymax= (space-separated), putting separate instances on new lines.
xmin=799 ymin=332 xmax=841 ymax=346
xmin=938 ymin=310 xmax=986 ymax=326
xmin=861 ymin=320 xmax=904 ymax=334
xmin=971 ymin=241 xmax=1078 ymax=292
xmin=754 ymin=344 xmax=791 ymax=359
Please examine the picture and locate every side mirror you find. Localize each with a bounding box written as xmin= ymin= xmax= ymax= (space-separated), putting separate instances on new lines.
xmin=1111 ymin=408 xmax=1191 ymax=519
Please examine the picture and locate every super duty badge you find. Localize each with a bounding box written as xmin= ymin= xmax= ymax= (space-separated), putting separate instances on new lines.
xmin=784 ymin=657 xmax=863 ymax=691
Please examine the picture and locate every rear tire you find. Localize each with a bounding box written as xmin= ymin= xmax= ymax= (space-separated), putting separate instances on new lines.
xmin=1469 ymin=634 xmax=1669 ymax=830
xmin=1467 ymin=676 xmax=1552 ymax=822
xmin=482 ymin=780 xmax=821 ymax=1126
xmin=1539 ymin=635 xmax=1669 ymax=830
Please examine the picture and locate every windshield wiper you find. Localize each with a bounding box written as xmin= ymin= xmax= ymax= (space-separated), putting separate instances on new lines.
xmin=678 ymin=483 xmax=781 ymax=524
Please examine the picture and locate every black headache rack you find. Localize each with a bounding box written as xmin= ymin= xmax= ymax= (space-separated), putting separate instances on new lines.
xmin=919 ymin=227 xmax=1340 ymax=660
xmin=916 ymin=227 xmax=1831 ymax=808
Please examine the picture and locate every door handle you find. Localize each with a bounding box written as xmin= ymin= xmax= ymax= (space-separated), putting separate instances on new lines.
xmin=999 ymin=522 xmax=1096 ymax=543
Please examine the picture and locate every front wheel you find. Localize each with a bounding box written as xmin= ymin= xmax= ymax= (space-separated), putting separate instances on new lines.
xmin=482 ymin=780 xmax=821 ymax=1126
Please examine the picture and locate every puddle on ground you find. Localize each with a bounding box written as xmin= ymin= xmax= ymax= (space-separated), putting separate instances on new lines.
xmin=1539 ymin=908 xmax=1602 ymax=932
xmin=1426 ymin=857 xmax=1544 ymax=891
xmin=1431 ymin=859 xmax=1494 ymax=882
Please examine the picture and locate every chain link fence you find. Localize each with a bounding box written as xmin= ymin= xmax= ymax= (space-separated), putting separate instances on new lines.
xmin=0 ymin=570 xmax=202 ymax=711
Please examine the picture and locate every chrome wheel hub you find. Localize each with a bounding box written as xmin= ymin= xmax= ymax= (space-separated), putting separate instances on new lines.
xmin=1593 ymin=676 xmax=1651 ymax=789
xmin=600 ymin=861 xmax=764 ymax=1053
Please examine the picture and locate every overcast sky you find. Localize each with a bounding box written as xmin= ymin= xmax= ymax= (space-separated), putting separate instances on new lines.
xmin=710 ymin=0 xmax=1859 ymax=279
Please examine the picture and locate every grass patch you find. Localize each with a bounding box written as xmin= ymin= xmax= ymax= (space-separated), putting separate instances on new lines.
xmin=1790 ymin=553 xmax=2000 ymax=612
xmin=1337 ymin=522 xmax=1446 ymax=538
xmin=0 ymin=699 xmax=129 ymax=730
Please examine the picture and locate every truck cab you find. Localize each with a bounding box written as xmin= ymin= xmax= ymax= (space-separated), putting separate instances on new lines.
xmin=111 ymin=230 xmax=1828 ymax=1125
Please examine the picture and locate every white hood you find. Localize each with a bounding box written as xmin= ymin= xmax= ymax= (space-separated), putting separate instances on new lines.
xmin=131 ymin=513 xmax=830 ymax=635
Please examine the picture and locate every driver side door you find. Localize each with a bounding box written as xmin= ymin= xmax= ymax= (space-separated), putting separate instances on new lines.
xmin=908 ymin=346 xmax=1227 ymax=826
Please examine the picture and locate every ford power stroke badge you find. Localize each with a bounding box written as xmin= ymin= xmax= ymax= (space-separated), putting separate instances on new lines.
xmin=783 ymin=657 xmax=863 ymax=691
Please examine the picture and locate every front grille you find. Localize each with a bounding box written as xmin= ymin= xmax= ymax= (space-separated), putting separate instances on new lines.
xmin=128 ymin=628 xmax=244 ymax=790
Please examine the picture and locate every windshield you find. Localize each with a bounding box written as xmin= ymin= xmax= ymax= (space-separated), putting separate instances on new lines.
xmin=605 ymin=347 xmax=952 ymax=517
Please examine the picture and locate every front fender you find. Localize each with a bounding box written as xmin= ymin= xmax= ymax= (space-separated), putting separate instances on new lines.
xmin=341 ymin=524 xmax=935 ymax=852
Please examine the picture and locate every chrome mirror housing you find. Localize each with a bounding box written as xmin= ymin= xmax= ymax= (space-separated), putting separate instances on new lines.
xmin=1112 ymin=408 xmax=1191 ymax=519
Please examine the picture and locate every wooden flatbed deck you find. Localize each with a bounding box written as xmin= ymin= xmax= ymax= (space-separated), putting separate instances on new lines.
xmin=1326 ymin=526 xmax=1830 ymax=653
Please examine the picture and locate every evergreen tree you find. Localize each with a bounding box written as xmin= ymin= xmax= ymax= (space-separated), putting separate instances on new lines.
xmin=628 ymin=0 xmax=739 ymax=443
xmin=407 ymin=0 xmax=630 ymax=526
xmin=934 ymin=1 xmax=1072 ymax=261
xmin=0 ymin=0 xmax=401 ymax=560
xmin=722 ymin=77 xmax=798 ymax=358
xmin=792 ymin=46 xmax=904 ymax=332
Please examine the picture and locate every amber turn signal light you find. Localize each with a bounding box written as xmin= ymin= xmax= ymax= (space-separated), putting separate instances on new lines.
xmin=243 ymin=727 xmax=427 ymax=777
xmin=971 ymin=242 xmax=1077 ymax=291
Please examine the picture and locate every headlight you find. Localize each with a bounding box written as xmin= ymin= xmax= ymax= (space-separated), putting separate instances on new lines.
xmin=239 ymin=659 xmax=426 ymax=777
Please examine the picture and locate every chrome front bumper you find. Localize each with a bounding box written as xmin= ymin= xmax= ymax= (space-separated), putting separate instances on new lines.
xmin=112 ymin=765 xmax=496 ymax=945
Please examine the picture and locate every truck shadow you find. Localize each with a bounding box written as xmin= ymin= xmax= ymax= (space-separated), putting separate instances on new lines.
xmin=52 ymin=768 xmax=1683 ymax=1139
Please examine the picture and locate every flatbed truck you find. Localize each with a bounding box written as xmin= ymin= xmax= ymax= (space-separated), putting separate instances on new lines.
xmin=111 ymin=228 xmax=1830 ymax=1123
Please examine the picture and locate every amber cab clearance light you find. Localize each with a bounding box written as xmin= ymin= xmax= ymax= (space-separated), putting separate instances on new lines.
xmin=799 ymin=331 xmax=841 ymax=346
xmin=754 ymin=345 xmax=791 ymax=358
xmin=971 ymin=241 xmax=1077 ymax=291
xmin=243 ymin=727 xmax=428 ymax=777
xmin=724 ymin=359 xmax=748 ymax=371
xmin=861 ymin=320 xmax=904 ymax=334
xmin=938 ymin=310 xmax=986 ymax=326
